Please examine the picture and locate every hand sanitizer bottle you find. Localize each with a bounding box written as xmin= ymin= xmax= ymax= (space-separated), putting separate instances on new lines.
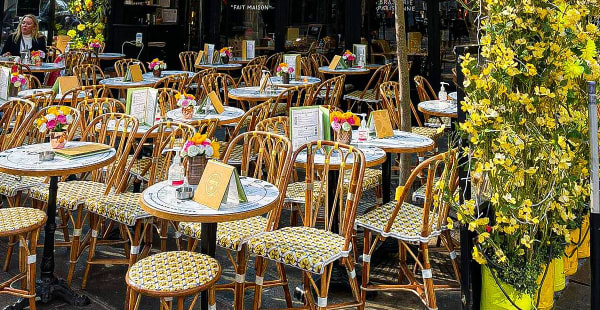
xmin=168 ymin=150 xmax=184 ymax=187
xmin=438 ymin=82 xmax=449 ymax=101
xmin=357 ymin=113 xmax=369 ymax=142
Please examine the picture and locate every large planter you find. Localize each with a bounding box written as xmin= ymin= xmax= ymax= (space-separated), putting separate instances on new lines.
xmin=335 ymin=130 xmax=352 ymax=145
xmin=181 ymin=106 xmax=194 ymax=119
xmin=577 ymin=215 xmax=590 ymax=258
xmin=553 ymin=257 xmax=565 ymax=292
xmin=535 ymin=262 xmax=554 ymax=310
xmin=481 ymin=266 xmax=533 ymax=310
xmin=187 ymin=155 xmax=207 ymax=185
xmin=50 ymin=131 xmax=67 ymax=149
xmin=563 ymin=243 xmax=578 ymax=276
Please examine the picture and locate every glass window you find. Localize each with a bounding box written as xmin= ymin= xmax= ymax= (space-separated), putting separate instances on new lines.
xmin=221 ymin=0 xmax=276 ymax=43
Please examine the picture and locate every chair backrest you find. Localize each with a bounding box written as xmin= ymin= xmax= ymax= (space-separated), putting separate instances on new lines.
xmin=64 ymin=51 xmax=87 ymax=74
xmin=186 ymin=68 xmax=216 ymax=100
xmin=72 ymin=64 xmax=105 ymax=86
xmin=119 ymin=121 xmax=196 ymax=191
xmin=81 ymin=113 xmax=139 ymax=191
xmin=15 ymin=105 xmax=81 ymax=147
xmin=179 ymin=51 xmax=199 ymax=71
xmin=452 ymin=68 xmax=457 ymax=87
xmin=315 ymin=74 xmax=345 ymax=109
xmin=256 ymin=116 xmax=289 ymax=137
xmin=241 ymin=65 xmax=269 ymax=87
xmin=293 ymin=141 xmax=365 ymax=246
xmin=359 ymin=63 xmax=392 ymax=99
xmin=201 ymin=73 xmax=236 ymax=106
xmin=265 ymin=52 xmax=283 ymax=73
xmin=69 ymin=48 xmax=95 ymax=64
xmin=153 ymin=73 xmax=188 ymax=93
xmin=46 ymin=46 xmax=62 ymax=63
xmin=392 ymin=150 xmax=459 ymax=236
xmin=188 ymin=118 xmax=219 ymax=138
xmin=311 ymin=53 xmax=330 ymax=67
xmin=0 ymin=99 xmax=36 ymax=151
xmin=271 ymin=84 xmax=319 ymax=117
xmin=223 ymin=131 xmax=293 ymax=231
xmin=380 ymin=80 xmax=425 ymax=128
xmin=229 ymin=98 xmax=274 ymax=138
xmin=114 ymin=58 xmax=146 ymax=77
xmin=60 ymin=85 xmax=110 ymax=107
xmin=156 ymin=87 xmax=181 ymax=117
xmin=24 ymin=74 xmax=42 ymax=89
xmin=300 ymin=56 xmax=313 ymax=77
xmin=246 ymin=55 xmax=267 ymax=67
xmin=414 ymin=75 xmax=438 ymax=101
xmin=76 ymin=98 xmax=126 ymax=134
xmin=0 ymin=61 xmax=31 ymax=74
xmin=22 ymin=90 xmax=56 ymax=109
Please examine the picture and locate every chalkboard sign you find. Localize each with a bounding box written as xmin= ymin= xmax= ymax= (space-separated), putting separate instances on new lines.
xmin=17 ymin=0 xmax=41 ymax=16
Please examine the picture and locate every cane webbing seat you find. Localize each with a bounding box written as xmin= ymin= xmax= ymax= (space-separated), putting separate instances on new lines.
xmin=29 ymin=181 xmax=108 ymax=211
xmin=344 ymin=89 xmax=379 ymax=103
xmin=0 ymin=207 xmax=46 ymax=235
xmin=85 ymin=192 xmax=150 ymax=227
xmin=179 ymin=216 xmax=268 ymax=252
xmin=0 ymin=174 xmax=44 ymax=197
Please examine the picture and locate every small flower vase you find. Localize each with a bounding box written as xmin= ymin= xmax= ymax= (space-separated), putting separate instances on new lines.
xmin=281 ymin=72 xmax=290 ymax=84
xmin=153 ymin=69 xmax=162 ymax=78
xmin=182 ymin=105 xmax=194 ymax=119
xmin=50 ymin=131 xmax=67 ymax=149
xmin=221 ymin=55 xmax=229 ymax=64
xmin=34 ymin=59 xmax=42 ymax=66
xmin=336 ymin=129 xmax=352 ymax=144
xmin=8 ymin=85 xmax=19 ymax=97
xmin=93 ymin=46 xmax=101 ymax=55
xmin=345 ymin=59 xmax=353 ymax=68
xmin=187 ymin=155 xmax=208 ymax=185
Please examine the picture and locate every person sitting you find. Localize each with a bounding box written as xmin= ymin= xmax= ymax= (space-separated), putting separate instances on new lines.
xmin=1 ymin=14 xmax=47 ymax=57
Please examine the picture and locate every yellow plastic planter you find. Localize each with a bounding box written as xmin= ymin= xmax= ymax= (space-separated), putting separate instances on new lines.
xmin=564 ymin=235 xmax=579 ymax=276
xmin=481 ymin=266 xmax=533 ymax=310
xmin=535 ymin=263 xmax=555 ymax=310
xmin=577 ymin=215 xmax=590 ymax=259
xmin=553 ymin=257 xmax=565 ymax=292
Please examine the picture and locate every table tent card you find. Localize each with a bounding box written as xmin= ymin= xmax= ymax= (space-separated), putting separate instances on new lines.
xmin=195 ymin=50 xmax=205 ymax=66
xmin=289 ymin=106 xmax=331 ymax=151
xmin=0 ymin=67 xmax=10 ymax=100
xmin=199 ymin=91 xmax=225 ymax=114
xmin=329 ymin=55 xmax=342 ymax=70
xmin=242 ymin=40 xmax=255 ymax=60
xmin=368 ymin=109 xmax=395 ymax=138
xmin=126 ymin=87 xmax=159 ymax=126
xmin=193 ymin=159 xmax=247 ymax=210
xmin=204 ymin=44 xmax=215 ymax=64
xmin=353 ymin=44 xmax=367 ymax=67
xmin=52 ymin=76 xmax=80 ymax=96
xmin=283 ymin=54 xmax=301 ymax=80
xmin=259 ymin=70 xmax=272 ymax=93
xmin=123 ymin=64 xmax=144 ymax=82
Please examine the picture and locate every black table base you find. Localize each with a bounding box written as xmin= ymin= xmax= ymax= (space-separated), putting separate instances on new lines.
xmin=200 ymin=222 xmax=217 ymax=310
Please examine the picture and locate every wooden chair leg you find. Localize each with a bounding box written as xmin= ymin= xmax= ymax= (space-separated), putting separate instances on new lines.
xmin=233 ymin=247 xmax=247 ymax=310
xmin=344 ymin=255 xmax=361 ymax=306
xmin=276 ymin=262 xmax=293 ymax=308
xmin=67 ymin=207 xmax=85 ymax=285
xmin=442 ymin=230 xmax=461 ymax=283
xmin=159 ymin=219 xmax=168 ymax=252
xmin=58 ymin=208 xmax=71 ymax=243
xmin=420 ymin=242 xmax=437 ymax=309
xmin=129 ymin=220 xmax=144 ymax=266
xmin=360 ymin=229 xmax=371 ymax=309
xmin=3 ymin=235 xmax=16 ymax=271
xmin=28 ymin=230 xmax=40 ymax=310
xmin=208 ymin=286 xmax=216 ymax=310
xmin=252 ymin=256 xmax=267 ymax=309
xmin=177 ymin=297 xmax=184 ymax=310
xmin=317 ymin=264 xmax=331 ymax=310
xmin=398 ymin=240 xmax=406 ymax=284
xmin=19 ymin=234 xmax=27 ymax=290
xmin=82 ymin=214 xmax=101 ymax=289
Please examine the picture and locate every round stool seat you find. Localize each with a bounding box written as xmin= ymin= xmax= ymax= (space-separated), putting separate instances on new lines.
xmin=0 ymin=207 xmax=47 ymax=237
xmin=126 ymin=251 xmax=221 ymax=295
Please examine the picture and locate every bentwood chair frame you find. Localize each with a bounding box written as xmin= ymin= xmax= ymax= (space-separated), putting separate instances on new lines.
xmin=256 ymin=116 xmax=289 ymax=137
xmin=240 ymin=65 xmax=269 ymax=87
xmin=114 ymin=59 xmax=146 ymax=77
xmin=250 ymin=141 xmax=366 ymax=310
xmin=59 ymin=85 xmax=111 ymax=107
xmin=0 ymin=99 xmax=36 ymax=152
xmin=179 ymin=51 xmax=199 ymax=72
xmin=270 ymin=84 xmax=319 ymax=117
xmin=345 ymin=63 xmax=393 ymax=112
xmin=186 ymin=68 xmax=216 ymax=100
xmin=46 ymin=46 xmax=62 ymax=63
xmin=315 ymin=75 xmax=346 ymax=109
xmin=201 ymin=73 xmax=236 ymax=107
xmin=76 ymin=98 xmax=127 ymax=134
xmin=156 ymin=87 xmax=181 ymax=118
xmin=265 ymin=52 xmax=283 ymax=74
xmin=357 ymin=150 xmax=461 ymax=310
xmin=23 ymin=74 xmax=42 ymax=89
xmin=64 ymin=51 xmax=87 ymax=75
xmin=153 ymin=73 xmax=188 ymax=93
xmin=0 ymin=61 xmax=31 ymax=74
xmin=310 ymin=53 xmax=330 ymax=81
xmin=21 ymin=89 xmax=56 ymax=108
xmin=246 ymin=55 xmax=267 ymax=67
xmin=300 ymin=56 xmax=314 ymax=77
xmin=72 ymin=64 xmax=106 ymax=86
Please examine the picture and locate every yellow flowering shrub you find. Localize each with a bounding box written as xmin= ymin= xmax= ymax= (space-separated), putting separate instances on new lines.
xmin=63 ymin=0 xmax=107 ymax=47
xmin=454 ymin=0 xmax=599 ymax=294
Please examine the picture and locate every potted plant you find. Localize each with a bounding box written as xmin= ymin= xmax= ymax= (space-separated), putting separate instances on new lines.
xmin=181 ymin=133 xmax=220 ymax=185
xmin=176 ymin=93 xmax=197 ymax=119
xmin=30 ymin=50 xmax=45 ymax=66
xmin=276 ymin=63 xmax=294 ymax=84
xmin=148 ymin=58 xmax=167 ymax=77
xmin=88 ymin=38 xmax=102 ymax=54
xmin=219 ymin=47 xmax=232 ymax=64
xmin=9 ymin=66 xmax=27 ymax=97
xmin=35 ymin=106 xmax=75 ymax=149
xmin=341 ymin=50 xmax=355 ymax=69
xmin=448 ymin=0 xmax=600 ymax=307
xmin=330 ymin=111 xmax=359 ymax=144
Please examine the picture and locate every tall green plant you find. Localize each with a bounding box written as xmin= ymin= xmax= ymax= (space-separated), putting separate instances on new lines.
xmin=62 ymin=0 xmax=108 ymax=47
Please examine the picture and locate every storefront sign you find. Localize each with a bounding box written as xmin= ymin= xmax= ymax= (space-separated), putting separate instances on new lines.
xmin=230 ymin=4 xmax=274 ymax=11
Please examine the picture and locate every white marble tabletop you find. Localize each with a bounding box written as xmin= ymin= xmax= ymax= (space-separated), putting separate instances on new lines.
xmin=269 ymin=76 xmax=321 ymax=87
xmin=195 ymin=63 xmax=242 ymax=70
xmin=294 ymin=145 xmax=386 ymax=168
xmin=166 ymin=106 xmax=245 ymax=124
xmin=228 ymin=86 xmax=285 ymax=100
xmin=27 ymin=62 xmax=65 ymax=72
xmin=418 ymin=100 xmax=458 ymax=117
xmin=99 ymin=77 xmax=156 ymax=88
xmin=449 ymin=91 xmax=457 ymax=101
xmin=351 ymin=130 xmax=435 ymax=153
xmin=318 ymin=66 xmax=370 ymax=75
xmin=142 ymin=70 xmax=195 ymax=80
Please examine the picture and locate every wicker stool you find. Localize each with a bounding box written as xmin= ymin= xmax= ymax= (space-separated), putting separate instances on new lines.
xmin=0 ymin=207 xmax=47 ymax=310
xmin=125 ymin=251 xmax=221 ymax=310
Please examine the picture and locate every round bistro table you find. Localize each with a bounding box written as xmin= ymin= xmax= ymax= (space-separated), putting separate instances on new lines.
xmin=27 ymin=62 xmax=65 ymax=73
xmin=99 ymin=77 xmax=157 ymax=90
xmin=142 ymin=70 xmax=195 ymax=81
xmin=19 ymin=88 xmax=85 ymax=103
xmin=0 ymin=142 xmax=116 ymax=309
xmin=352 ymin=130 xmax=435 ymax=203
xmin=418 ymin=99 xmax=458 ymax=119
xmin=228 ymin=86 xmax=285 ymax=103
xmin=230 ymin=57 xmax=251 ymax=65
xmin=166 ymin=106 xmax=245 ymax=126
xmin=93 ymin=53 xmax=126 ymax=61
xmin=194 ymin=63 xmax=242 ymax=71
xmin=318 ymin=66 xmax=370 ymax=76
xmin=268 ymin=76 xmax=321 ymax=88
xmin=449 ymin=91 xmax=457 ymax=101
xmin=140 ymin=177 xmax=280 ymax=310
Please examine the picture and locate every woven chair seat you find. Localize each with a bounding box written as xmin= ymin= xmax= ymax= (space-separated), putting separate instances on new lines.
xmin=424 ymin=116 xmax=452 ymax=128
xmin=343 ymin=89 xmax=381 ymax=103
xmin=29 ymin=181 xmax=107 ymax=211
xmin=355 ymin=201 xmax=443 ymax=244
xmin=127 ymin=251 xmax=220 ymax=294
xmin=248 ymin=226 xmax=350 ymax=274
xmin=0 ymin=173 xmax=44 ymax=197
xmin=85 ymin=192 xmax=151 ymax=226
xmin=0 ymin=207 xmax=46 ymax=236
xmin=179 ymin=216 xmax=268 ymax=251
xmin=217 ymin=142 xmax=245 ymax=165
xmin=412 ymin=126 xmax=443 ymax=141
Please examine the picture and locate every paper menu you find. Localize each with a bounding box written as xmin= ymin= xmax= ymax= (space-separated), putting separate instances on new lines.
xmin=289 ymin=106 xmax=331 ymax=151
xmin=123 ymin=64 xmax=144 ymax=82
xmin=353 ymin=44 xmax=367 ymax=67
xmin=52 ymin=76 xmax=80 ymax=96
xmin=0 ymin=67 xmax=10 ymax=100
xmin=204 ymin=44 xmax=215 ymax=64
xmin=193 ymin=159 xmax=247 ymax=210
xmin=258 ymin=70 xmax=271 ymax=93
xmin=329 ymin=55 xmax=342 ymax=70
xmin=368 ymin=109 xmax=394 ymax=138
xmin=195 ymin=51 xmax=205 ymax=66
xmin=283 ymin=54 xmax=301 ymax=80
xmin=126 ymin=87 xmax=158 ymax=126
xmin=242 ymin=40 xmax=255 ymax=60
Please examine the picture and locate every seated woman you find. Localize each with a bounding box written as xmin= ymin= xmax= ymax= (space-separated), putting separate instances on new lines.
xmin=1 ymin=14 xmax=47 ymax=57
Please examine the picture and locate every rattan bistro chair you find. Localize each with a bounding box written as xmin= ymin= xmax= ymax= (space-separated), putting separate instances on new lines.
xmin=249 ymin=141 xmax=366 ymax=310
xmin=246 ymin=55 xmax=267 ymax=67
xmin=153 ymin=73 xmax=188 ymax=93
xmin=185 ymin=68 xmax=216 ymax=100
xmin=344 ymin=63 xmax=392 ymax=112
xmin=179 ymin=51 xmax=199 ymax=71
xmin=0 ymin=207 xmax=46 ymax=310
xmin=76 ymin=98 xmax=126 ymax=134
xmin=59 ymin=84 xmax=110 ymax=107
xmin=240 ymin=65 xmax=269 ymax=87
xmin=0 ymin=99 xmax=37 ymax=151
xmin=201 ymin=73 xmax=236 ymax=107
xmin=414 ymin=75 xmax=451 ymax=128
xmin=357 ymin=150 xmax=461 ymax=310
xmin=265 ymin=52 xmax=283 ymax=74
xmin=72 ymin=64 xmax=105 ymax=86
xmin=178 ymin=131 xmax=294 ymax=309
xmin=21 ymin=89 xmax=56 ymax=108
xmin=271 ymin=84 xmax=319 ymax=117
xmin=114 ymin=58 xmax=146 ymax=77
xmin=256 ymin=116 xmax=289 ymax=136
xmin=315 ymin=75 xmax=345 ymax=109
xmin=23 ymin=74 xmax=42 ymax=89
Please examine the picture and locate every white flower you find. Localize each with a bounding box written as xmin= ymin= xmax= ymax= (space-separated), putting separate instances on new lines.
xmin=39 ymin=123 xmax=47 ymax=133
xmin=188 ymin=145 xmax=200 ymax=157
xmin=66 ymin=114 xmax=73 ymax=124
xmin=341 ymin=122 xmax=351 ymax=131
xmin=45 ymin=114 xmax=56 ymax=121
xmin=14 ymin=81 xmax=21 ymax=87
xmin=196 ymin=145 xmax=206 ymax=155
xmin=205 ymin=146 xmax=214 ymax=157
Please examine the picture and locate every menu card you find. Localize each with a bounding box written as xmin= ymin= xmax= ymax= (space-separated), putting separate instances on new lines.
xmin=52 ymin=76 xmax=80 ymax=96
xmin=242 ymin=40 xmax=255 ymax=60
xmin=54 ymin=143 xmax=111 ymax=159
xmin=204 ymin=44 xmax=215 ymax=64
xmin=193 ymin=159 xmax=247 ymax=210
xmin=123 ymin=64 xmax=144 ymax=82
xmin=283 ymin=54 xmax=301 ymax=80
xmin=0 ymin=67 xmax=10 ymax=100
xmin=195 ymin=50 xmax=205 ymax=66
xmin=353 ymin=44 xmax=367 ymax=67
xmin=329 ymin=55 xmax=342 ymax=70
xmin=368 ymin=110 xmax=394 ymax=138
xmin=289 ymin=106 xmax=330 ymax=151
xmin=126 ymin=87 xmax=158 ymax=126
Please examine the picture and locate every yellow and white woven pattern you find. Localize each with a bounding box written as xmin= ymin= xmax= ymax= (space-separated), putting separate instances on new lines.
xmin=274 ymin=102 xmax=287 ymax=116
xmin=127 ymin=251 xmax=220 ymax=293
xmin=179 ymin=216 xmax=268 ymax=251
xmin=343 ymin=89 xmax=380 ymax=103
xmin=0 ymin=173 xmax=44 ymax=197
xmin=248 ymin=227 xmax=350 ymax=274
xmin=424 ymin=116 xmax=452 ymax=128
xmin=285 ymin=181 xmax=324 ymax=204
xmin=0 ymin=207 xmax=46 ymax=234
xmin=218 ymin=142 xmax=243 ymax=164
xmin=352 ymin=168 xmax=381 ymax=192
xmin=85 ymin=192 xmax=151 ymax=226
xmin=355 ymin=201 xmax=443 ymax=243
xmin=29 ymin=181 xmax=107 ymax=211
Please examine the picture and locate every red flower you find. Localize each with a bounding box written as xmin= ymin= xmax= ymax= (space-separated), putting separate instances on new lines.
xmin=486 ymin=225 xmax=492 ymax=233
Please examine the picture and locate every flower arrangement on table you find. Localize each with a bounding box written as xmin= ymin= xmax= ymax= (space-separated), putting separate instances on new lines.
xmin=181 ymin=133 xmax=220 ymax=184
xmin=176 ymin=93 xmax=197 ymax=119
xmin=341 ymin=50 xmax=356 ymax=68
xmin=330 ymin=111 xmax=359 ymax=144
xmin=88 ymin=38 xmax=102 ymax=53
xmin=276 ymin=63 xmax=294 ymax=83
xmin=30 ymin=50 xmax=45 ymax=66
xmin=8 ymin=66 xmax=27 ymax=96
xmin=148 ymin=58 xmax=167 ymax=77
xmin=35 ymin=106 xmax=75 ymax=149
xmin=219 ymin=47 xmax=233 ymax=64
